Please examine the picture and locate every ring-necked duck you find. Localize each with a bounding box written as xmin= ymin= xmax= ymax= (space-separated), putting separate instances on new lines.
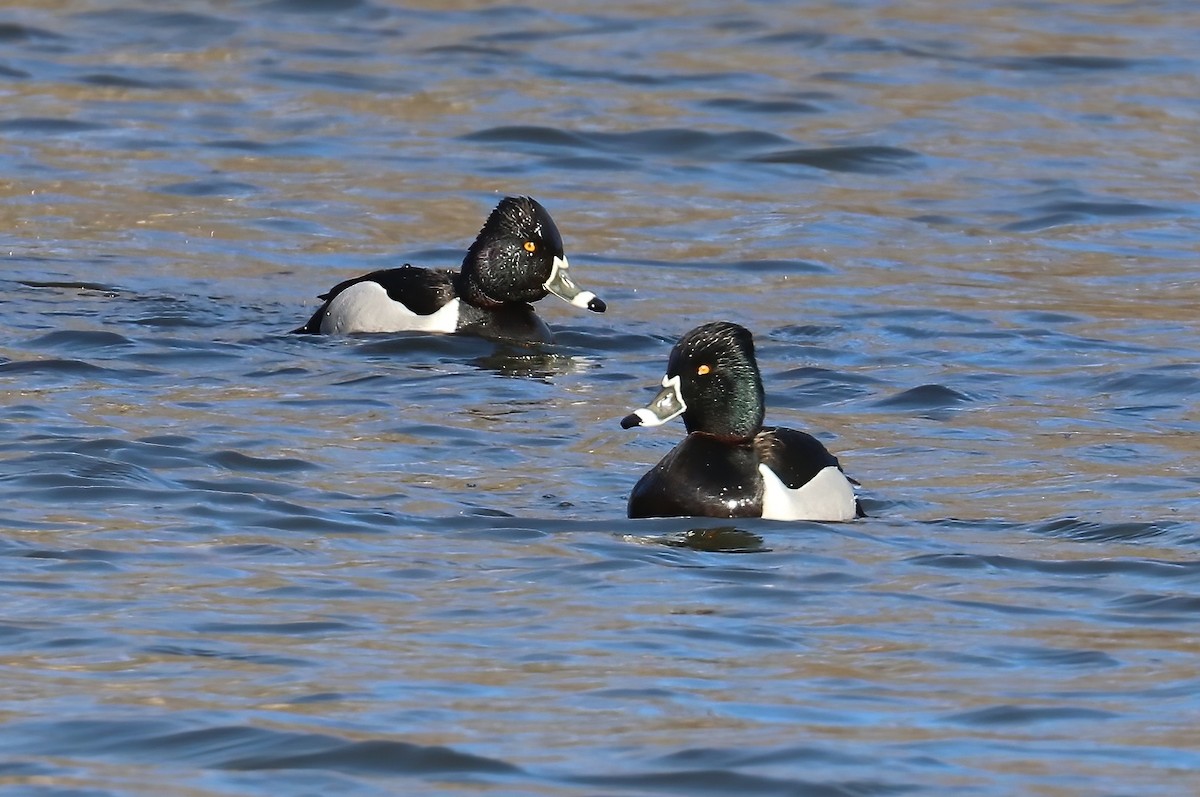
xmin=293 ymin=196 xmax=605 ymax=342
xmin=620 ymin=321 xmax=863 ymax=521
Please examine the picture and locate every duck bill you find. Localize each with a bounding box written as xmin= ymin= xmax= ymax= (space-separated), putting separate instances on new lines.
xmin=544 ymin=256 xmax=606 ymax=313
xmin=620 ymin=374 xmax=686 ymax=429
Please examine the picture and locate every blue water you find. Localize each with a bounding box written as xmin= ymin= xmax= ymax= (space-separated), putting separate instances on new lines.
xmin=2 ymin=1 xmax=1199 ymax=795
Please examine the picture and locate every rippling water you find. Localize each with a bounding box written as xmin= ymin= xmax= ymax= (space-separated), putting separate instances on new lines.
xmin=3 ymin=1 xmax=1199 ymax=794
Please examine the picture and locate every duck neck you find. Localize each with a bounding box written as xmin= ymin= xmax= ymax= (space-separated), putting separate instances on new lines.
xmin=453 ymin=269 xmax=503 ymax=309
xmin=683 ymin=382 xmax=764 ymax=440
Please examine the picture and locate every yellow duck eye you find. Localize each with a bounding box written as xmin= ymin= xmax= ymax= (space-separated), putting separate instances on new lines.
xmin=523 ymin=241 xmax=537 ymax=253
xmin=697 ymin=364 xmax=711 ymax=376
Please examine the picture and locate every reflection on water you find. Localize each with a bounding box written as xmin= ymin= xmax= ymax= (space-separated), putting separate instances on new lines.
xmin=471 ymin=349 xmax=598 ymax=380
xmin=662 ymin=525 xmax=769 ymax=554
xmin=3 ymin=0 xmax=1200 ymax=794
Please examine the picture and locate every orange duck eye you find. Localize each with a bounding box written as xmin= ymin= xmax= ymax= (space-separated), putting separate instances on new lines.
xmin=697 ymin=364 xmax=711 ymax=376
xmin=523 ymin=241 xmax=537 ymax=253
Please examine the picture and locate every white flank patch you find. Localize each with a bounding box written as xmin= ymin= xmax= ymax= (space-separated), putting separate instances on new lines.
xmin=319 ymin=281 xmax=460 ymax=335
xmin=758 ymin=464 xmax=858 ymax=522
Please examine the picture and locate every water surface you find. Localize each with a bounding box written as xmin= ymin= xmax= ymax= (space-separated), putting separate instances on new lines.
xmin=2 ymin=1 xmax=1199 ymax=795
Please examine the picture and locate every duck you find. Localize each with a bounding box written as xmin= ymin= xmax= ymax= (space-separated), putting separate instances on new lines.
xmin=293 ymin=196 xmax=606 ymax=342
xmin=620 ymin=321 xmax=863 ymax=521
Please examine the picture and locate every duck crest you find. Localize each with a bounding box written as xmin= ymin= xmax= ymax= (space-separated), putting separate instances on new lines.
xmin=671 ymin=322 xmax=764 ymax=438
xmin=460 ymin=197 xmax=558 ymax=307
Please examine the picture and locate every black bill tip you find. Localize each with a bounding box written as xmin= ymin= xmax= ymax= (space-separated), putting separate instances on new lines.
xmin=620 ymin=413 xmax=641 ymax=429
xmin=587 ymin=297 xmax=606 ymax=313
